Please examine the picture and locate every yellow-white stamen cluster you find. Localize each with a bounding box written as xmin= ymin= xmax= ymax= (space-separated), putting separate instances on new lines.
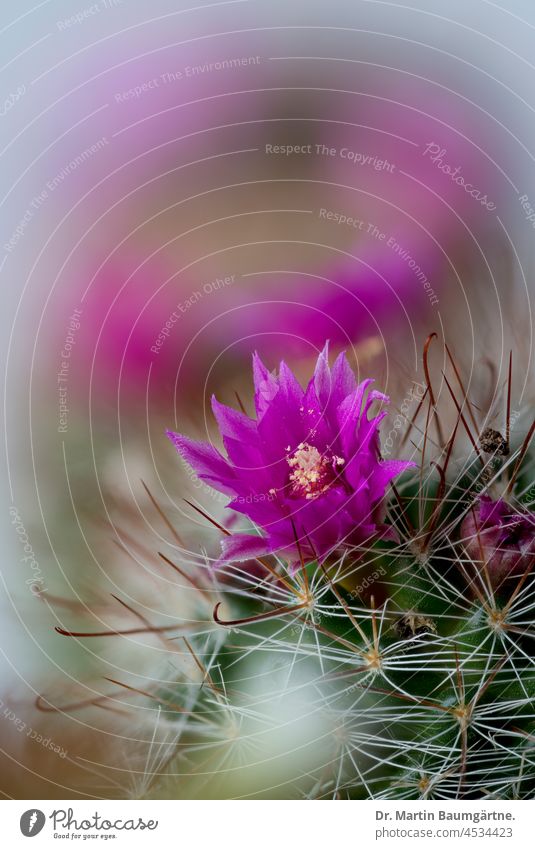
xmin=286 ymin=442 xmax=344 ymax=499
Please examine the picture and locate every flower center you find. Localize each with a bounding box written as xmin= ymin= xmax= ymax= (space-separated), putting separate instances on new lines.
xmin=286 ymin=442 xmax=344 ymax=500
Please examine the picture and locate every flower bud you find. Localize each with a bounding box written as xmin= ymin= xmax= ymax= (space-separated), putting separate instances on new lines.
xmin=460 ymin=497 xmax=535 ymax=592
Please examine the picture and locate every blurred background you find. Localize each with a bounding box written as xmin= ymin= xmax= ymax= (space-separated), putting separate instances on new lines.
xmin=1 ymin=0 xmax=534 ymax=798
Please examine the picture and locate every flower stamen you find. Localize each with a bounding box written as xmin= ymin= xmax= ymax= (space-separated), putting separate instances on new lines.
xmin=286 ymin=443 xmax=343 ymax=499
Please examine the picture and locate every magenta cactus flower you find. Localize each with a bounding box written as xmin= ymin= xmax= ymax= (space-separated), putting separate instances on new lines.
xmin=461 ymin=496 xmax=535 ymax=591
xmin=167 ymin=346 xmax=414 ymax=568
